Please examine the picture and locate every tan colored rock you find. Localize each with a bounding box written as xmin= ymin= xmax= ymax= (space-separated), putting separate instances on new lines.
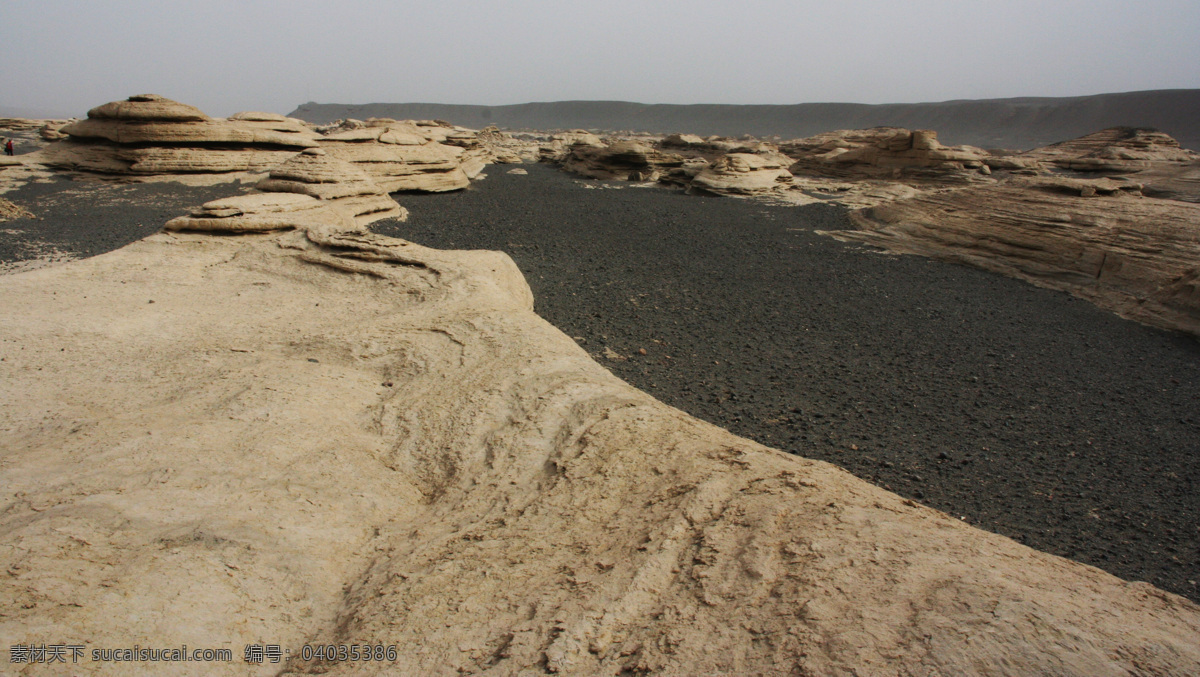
xmin=322 ymin=136 xmax=471 ymax=192
xmin=38 ymin=121 xmax=69 ymax=141
xmin=320 ymin=120 xmax=476 ymax=192
xmin=0 ymin=197 xmax=33 ymax=221
xmin=255 ymin=148 xmax=407 ymax=225
xmin=475 ymin=126 xmax=525 ymax=164
xmin=784 ymin=127 xmax=991 ymax=181
xmin=826 ymin=178 xmax=1200 ymax=336
xmin=41 ymin=139 xmax=300 ymax=174
xmin=164 ymin=192 xmax=355 ymax=233
xmin=660 ymin=133 xmax=707 ymax=148
xmin=40 ymin=95 xmax=326 ymax=176
xmin=59 ymin=117 xmax=318 ymax=148
xmin=1 ymin=223 xmax=1199 ymax=676
xmin=560 ymin=140 xmax=685 ymax=180
xmin=87 ymin=93 xmax=207 ymax=121
xmin=538 ymin=130 xmax=607 ymax=163
xmin=690 ymin=152 xmax=793 ymax=196
xmin=1022 ymin=127 xmax=1197 ymax=173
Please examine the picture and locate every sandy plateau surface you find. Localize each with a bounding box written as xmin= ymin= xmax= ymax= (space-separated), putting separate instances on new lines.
xmin=2 ymin=202 xmax=1200 ymax=675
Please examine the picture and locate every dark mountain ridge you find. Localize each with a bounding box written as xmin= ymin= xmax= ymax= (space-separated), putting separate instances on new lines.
xmin=290 ymin=89 xmax=1200 ymax=151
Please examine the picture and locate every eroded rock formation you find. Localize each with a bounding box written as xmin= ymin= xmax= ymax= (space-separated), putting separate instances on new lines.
xmin=1 ymin=209 xmax=1198 ymax=676
xmin=255 ymin=148 xmax=406 ymax=225
xmin=38 ymin=94 xmax=319 ymax=175
xmin=690 ymin=152 xmax=794 ymax=196
xmin=559 ymin=139 xmax=686 ymax=181
xmin=320 ymin=120 xmax=473 ymax=192
xmin=784 ymin=127 xmax=991 ymax=181
xmin=827 ymin=174 xmax=1200 ymax=336
xmin=1021 ymin=127 xmax=1197 ymax=173
xmin=163 ymin=193 xmax=356 ymax=233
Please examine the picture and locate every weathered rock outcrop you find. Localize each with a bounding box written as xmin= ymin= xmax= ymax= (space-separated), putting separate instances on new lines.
xmin=163 ymin=193 xmax=356 ymax=233
xmin=784 ymin=127 xmax=991 ymax=181
xmin=320 ymin=121 xmax=473 ymax=192
xmin=690 ymin=152 xmax=794 ymax=196
xmin=255 ymin=148 xmax=406 ymax=225
xmin=559 ymin=139 xmax=686 ymax=181
xmin=38 ymin=95 xmax=319 ymax=175
xmin=1 ymin=214 xmax=1198 ymax=676
xmin=1022 ymin=127 xmax=1197 ymax=173
xmin=537 ymin=130 xmax=606 ymax=162
xmin=474 ymin=125 xmax=525 ymax=164
xmin=827 ymin=177 xmax=1200 ymax=336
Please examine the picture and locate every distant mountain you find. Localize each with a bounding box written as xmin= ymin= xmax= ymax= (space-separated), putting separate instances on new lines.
xmin=0 ymin=105 xmax=75 ymax=120
xmin=290 ymin=90 xmax=1200 ymax=151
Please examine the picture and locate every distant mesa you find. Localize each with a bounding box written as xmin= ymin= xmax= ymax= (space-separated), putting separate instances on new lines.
xmin=289 ymin=89 xmax=1200 ymax=151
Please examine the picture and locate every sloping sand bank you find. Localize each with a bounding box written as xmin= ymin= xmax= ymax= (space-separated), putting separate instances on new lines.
xmin=2 ymin=226 xmax=1198 ymax=675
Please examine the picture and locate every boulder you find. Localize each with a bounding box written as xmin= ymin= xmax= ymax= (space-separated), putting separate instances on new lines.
xmin=660 ymin=133 xmax=707 ymax=148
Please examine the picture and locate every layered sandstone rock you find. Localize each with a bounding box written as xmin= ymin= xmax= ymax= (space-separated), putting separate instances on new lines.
xmin=690 ymin=152 xmax=794 ymax=196
xmin=2 ymin=218 xmax=1199 ymax=676
xmin=784 ymin=127 xmax=991 ymax=181
xmin=559 ymin=140 xmax=685 ymax=181
xmin=320 ymin=122 xmax=472 ymax=192
xmin=39 ymin=94 xmax=317 ymax=175
xmin=255 ymin=148 xmax=406 ymax=225
xmin=1022 ymin=127 xmax=1197 ymax=173
xmin=538 ymin=130 xmax=606 ymax=162
xmin=826 ymin=177 xmax=1200 ymax=336
xmin=475 ymin=126 xmax=526 ymax=164
xmin=163 ymin=192 xmax=356 ymax=233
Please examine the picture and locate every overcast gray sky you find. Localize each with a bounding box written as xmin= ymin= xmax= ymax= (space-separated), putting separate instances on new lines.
xmin=2 ymin=0 xmax=1197 ymax=118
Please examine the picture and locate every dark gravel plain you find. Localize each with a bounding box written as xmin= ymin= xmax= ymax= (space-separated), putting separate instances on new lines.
xmin=2 ymin=167 xmax=1198 ymax=602
xmin=0 ymin=176 xmax=248 ymax=265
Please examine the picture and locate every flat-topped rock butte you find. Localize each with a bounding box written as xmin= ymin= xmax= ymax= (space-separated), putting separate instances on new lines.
xmin=1 ymin=93 xmax=1198 ymax=675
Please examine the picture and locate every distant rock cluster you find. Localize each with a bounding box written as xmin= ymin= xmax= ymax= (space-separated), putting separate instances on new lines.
xmin=29 ymin=95 xmax=512 ymax=197
xmin=13 ymin=94 xmax=533 ymax=232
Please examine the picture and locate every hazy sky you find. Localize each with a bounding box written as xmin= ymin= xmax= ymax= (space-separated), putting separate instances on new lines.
xmin=2 ymin=0 xmax=1198 ymax=118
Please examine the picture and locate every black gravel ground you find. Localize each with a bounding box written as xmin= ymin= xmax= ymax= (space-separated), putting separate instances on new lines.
xmin=2 ymin=168 xmax=1198 ymax=602
xmin=0 ymin=177 xmax=249 ymax=265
